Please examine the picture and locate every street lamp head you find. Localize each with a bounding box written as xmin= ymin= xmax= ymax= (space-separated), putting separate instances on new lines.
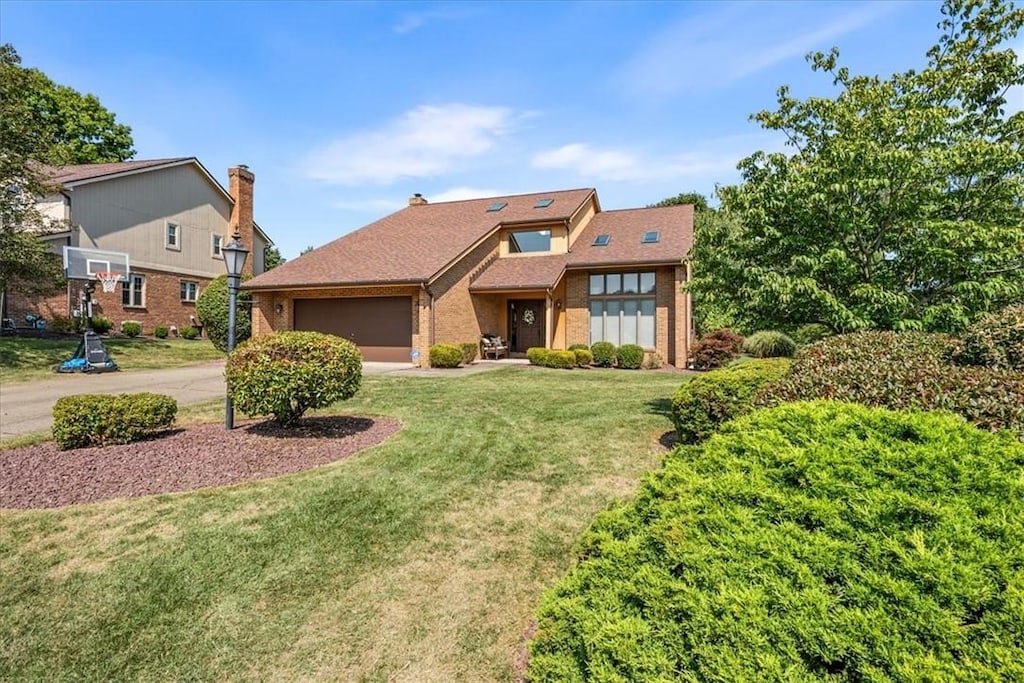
xmin=221 ymin=229 xmax=249 ymax=277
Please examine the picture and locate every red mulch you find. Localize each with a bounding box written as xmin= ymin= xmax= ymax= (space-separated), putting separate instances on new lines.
xmin=0 ymin=415 xmax=400 ymax=510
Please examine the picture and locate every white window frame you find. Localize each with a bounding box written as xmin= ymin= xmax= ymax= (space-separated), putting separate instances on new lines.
xmin=180 ymin=280 xmax=199 ymax=303
xmin=212 ymin=234 xmax=223 ymax=258
xmin=122 ymin=274 xmax=145 ymax=308
xmin=166 ymin=222 xmax=181 ymax=251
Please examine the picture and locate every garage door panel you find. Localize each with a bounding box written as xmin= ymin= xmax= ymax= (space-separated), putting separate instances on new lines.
xmin=294 ymin=297 xmax=411 ymax=362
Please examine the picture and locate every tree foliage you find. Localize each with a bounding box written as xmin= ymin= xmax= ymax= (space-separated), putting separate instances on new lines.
xmin=195 ymin=274 xmax=252 ymax=352
xmin=691 ymin=0 xmax=1024 ymax=334
xmin=263 ymin=246 xmax=285 ymax=270
xmin=649 ymin=191 xmax=712 ymax=212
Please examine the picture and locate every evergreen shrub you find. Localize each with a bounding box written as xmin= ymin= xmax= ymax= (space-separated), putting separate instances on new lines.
xmin=573 ymin=348 xmax=593 ymax=367
xmin=429 ymin=343 xmax=463 ymax=368
xmin=226 ymin=331 xmax=362 ymax=426
xmin=460 ymin=342 xmax=478 ymax=365
xmin=53 ymin=393 xmax=177 ymax=450
xmin=47 ymin=314 xmax=76 ymax=333
xmin=528 ymin=402 xmax=1024 ymax=681
xmin=591 ymin=341 xmax=616 ymax=367
xmin=90 ymin=315 xmax=113 ymax=334
xmin=195 ymin=274 xmax=252 ymax=352
xmin=120 ymin=321 xmax=142 ymax=337
xmin=671 ymin=358 xmax=791 ymax=443
xmin=154 ymin=325 xmax=169 ymax=339
xmin=568 ymin=343 xmax=590 ymax=351
xmin=527 ymin=347 xmax=550 ymax=366
xmin=947 ymin=303 xmax=1024 ymax=370
xmin=544 ymin=350 xmax=576 ymax=369
xmin=616 ymin=343 xmax=644 ymax=369
xmin=689 ymin=328 xmax=744 ymax=369
xmin=180 ymin=326 xmax=199 ymax=340
xmin=743 ymin=330 xmax=797 ymax=357
xmin=759 ymin=331 xmax=1024 ymax=438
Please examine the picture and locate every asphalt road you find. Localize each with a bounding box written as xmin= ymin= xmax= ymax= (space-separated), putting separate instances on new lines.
xmin=0 ymin=359 xmax=521 ymax=441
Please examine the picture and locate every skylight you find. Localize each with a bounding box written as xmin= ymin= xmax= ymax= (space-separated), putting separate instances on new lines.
xmin=642 ymin=231 xmax=660 ymax=244
xmin=593 ymin=234 xmax=611 ymax=246
xmin=534 ymin=198 xmax=554 ymax=208
xmin=487 ymin=202 xmax=507 ymax=212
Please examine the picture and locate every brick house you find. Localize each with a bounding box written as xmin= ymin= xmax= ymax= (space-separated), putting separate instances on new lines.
xmin=244 ymin=189 xmax=694 ymax=366
xmin=5 ymin=158 xmax=274 ymax=334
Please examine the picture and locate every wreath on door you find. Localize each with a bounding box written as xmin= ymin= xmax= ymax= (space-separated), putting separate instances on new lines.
xmin=523 ymin=309 xmax=536 ymax=325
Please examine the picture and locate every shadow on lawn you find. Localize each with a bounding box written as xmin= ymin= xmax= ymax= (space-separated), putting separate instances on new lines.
xmin=645 ymin=397 xmax=672 ymax=418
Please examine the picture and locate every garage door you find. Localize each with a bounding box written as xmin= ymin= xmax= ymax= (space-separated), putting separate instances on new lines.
xmin=294 ymin=297 xmax=412 ymax=362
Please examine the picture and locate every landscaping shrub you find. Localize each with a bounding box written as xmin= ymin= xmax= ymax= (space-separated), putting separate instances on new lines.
xmin=52 ymin=393 xmax=177 ymax=450
xmin=616 ymin=343 xmax=644 ymax=369
xmin=743 ymin=330 xmax=797 ymax=357
xmin=459 ymin=342 xmax=478 ymax=365
xmin=568 ymin=343 xmax=589 ymax=351
xmin=759 ymin=331 xmax=1024 ymax=439
xmin=642 ymin=351 xmax=662 ymax=369
xmin=947 ymin=303 xmax=1024 ymax=370
xmin=226 ymin=330 xmax=362 ymax=427
xmin=180 ymin=325 xmax=199 ymax=340
xmin=671 ymin=358 xmax=791 ymax=443
xmin=528 ymin=402 xmax=1024 ymax=681
xmin=429 ymin=343 xmax=463 ymax=368
xmin=544 ymin=350 xmax=576 ymax=369
xmin=47 ymin=314 xmax=76 ymax=333
xmin=590 ymin=341 xmax=616 ymax=368
xmin=792 ymin=322 xmax=832 ymax=345
xmin=572 ymin=348 xmax=593 ymax=367
xmin=195 ymin=274 xmax=252 ymax=352
xmin=154 ymin=325 xmax=169 ymax=339
xmin=90 ymin=315 xmax=113 ymax=334
xmin=689 ymin=327 xmax=744 ymax=369
xmin=527 ymin=347 xmax=550 ymax=366
xmin=120 ymin=321 xmax=142 ymax=338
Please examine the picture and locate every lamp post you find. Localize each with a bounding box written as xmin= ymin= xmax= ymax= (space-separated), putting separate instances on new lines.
xmin=222 ymin=229 xmax=249 ymax=429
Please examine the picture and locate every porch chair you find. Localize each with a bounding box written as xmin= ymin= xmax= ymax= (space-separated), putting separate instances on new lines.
xmin=481 ymin=334 xmax=508 ymax=360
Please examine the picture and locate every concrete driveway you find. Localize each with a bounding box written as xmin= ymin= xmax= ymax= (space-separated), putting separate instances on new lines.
xmin=0 ymin=359 xmax=522 ymax=441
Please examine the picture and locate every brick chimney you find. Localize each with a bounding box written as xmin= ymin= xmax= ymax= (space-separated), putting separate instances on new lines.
xmin=408 ymin=193 xmax=428 ymax=206
xmin=228 ymin=165 xmax=255 ymax=276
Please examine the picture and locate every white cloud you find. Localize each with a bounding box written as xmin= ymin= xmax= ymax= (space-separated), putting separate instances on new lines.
xmin=530 ymin=134 xmax=786 ymax=184
xmin=304 ymin=104 xmax=517 ymax=185
xmin=615 ymin=1 xmax=902 ymax=97
xmin=393 ymin=6 xmax=476 ymax=34
xmin=428 ymin=186 xmax=506 ymax=203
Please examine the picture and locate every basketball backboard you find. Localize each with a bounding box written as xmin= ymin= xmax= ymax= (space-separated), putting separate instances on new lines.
xmin=63 ymin=247 xmax=130 ymax=282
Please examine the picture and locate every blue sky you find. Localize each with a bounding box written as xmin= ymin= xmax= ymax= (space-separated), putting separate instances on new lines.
xmin=3 ymin=0 xmax=1019 ymax=259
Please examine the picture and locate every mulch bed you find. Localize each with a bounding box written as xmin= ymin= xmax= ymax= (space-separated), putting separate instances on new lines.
xmin=0 ymin=415 xmax=400 ymax=510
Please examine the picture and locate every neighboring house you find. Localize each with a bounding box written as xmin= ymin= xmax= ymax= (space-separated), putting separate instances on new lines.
xmin=5 ymin=158 xmax=273 ymax=334
xmin=244 ymin=189 xmax=694 ymax=366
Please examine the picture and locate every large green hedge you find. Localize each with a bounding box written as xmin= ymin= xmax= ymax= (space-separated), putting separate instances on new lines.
xmin=528 ymin=402 xmax=1024 ymax=681
xmin=226 ymin=331 xmax=361 ymax=426
xmin=195 ymin=274 xmax=252 ymax=352
xmin=758 ymin=331 xmax=1024 ymax=439
xmin=52 ymin=393 xmax=177 ymax=450
xmin=671 ymin=358 xmax=791 ymax=443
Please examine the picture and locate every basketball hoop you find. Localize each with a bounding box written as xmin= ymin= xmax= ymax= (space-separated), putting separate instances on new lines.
xmin=95 ymin=272 xmax=121 ymax=293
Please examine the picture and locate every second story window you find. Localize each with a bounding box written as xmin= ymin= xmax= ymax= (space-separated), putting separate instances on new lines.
xmin=509 ymin=229 xmax=551 ymax=254
xmin=166 ymin=222 xmax=181 ymax=251
xmin=212 ymin=234 xmax=223 ymax=257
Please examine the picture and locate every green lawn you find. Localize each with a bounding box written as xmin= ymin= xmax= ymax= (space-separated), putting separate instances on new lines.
xmin=0 ymin=336 xmax=225 ymax=384
xmin=0 ymin=367 xmax=686 ymax=681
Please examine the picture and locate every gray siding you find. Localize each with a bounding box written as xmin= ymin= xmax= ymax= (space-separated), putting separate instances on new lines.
xmin=70 ymin=164 xmax=232 ymax=278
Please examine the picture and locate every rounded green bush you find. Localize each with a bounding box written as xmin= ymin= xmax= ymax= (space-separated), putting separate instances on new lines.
xmin=527 ymin=347 xmax=550 ymax=366
xmin=743 ymin=330 xmax=797 ymax=358
xmin=459 ymin=342 xmax=478 ymax=365
xmin=590 ymin=341 xmax=616 ymax=368
xmin=120 ymin=321 xmax=142 ymax=338
xmin=90 ymin=315 xmax=113 ymax=334
xmin=671 ymin=358 xmax=791 ymax=443
xmin=544 ymin=350 xmax=576 ymax=369
xmin=947 ymin=303 xmax=1024 ymax=369
xmin=573 ymin=348 xmax=593 ymax=367
xmin=568 ymin=343 xmax=590 ymax=351
xmin=616 ymin=343 xmax=644 ymax=369
xmin=195 ymin=274 xmax=252 ymax=352
xmin=429 ymin=343 xmax=463 ymax=368
xmin=226 ymin=331 xmax=362 ymax=426
xmin=529 ymin=402 xmax=1024 ymax=681
xmin=180 ymin=325 xmax=199 ymax=340
xmin=153 ymin=325 xmax=169 ymax=339
xmin=53 ymin=392 xmax=177 ymax=450
xmin=759 ymin=331 xmax=1024 ymax=439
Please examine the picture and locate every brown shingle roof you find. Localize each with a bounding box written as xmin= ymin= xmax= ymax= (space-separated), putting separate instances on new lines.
xmin=469 ymin=254 xmax=568 ymax=291
xmin=42 ymin=158 xmax=192 ymax=185
xmin=245 ymin=188 xmax=596 ymax=290
xmin=567 ymin=205 xmax=693 ymax=268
